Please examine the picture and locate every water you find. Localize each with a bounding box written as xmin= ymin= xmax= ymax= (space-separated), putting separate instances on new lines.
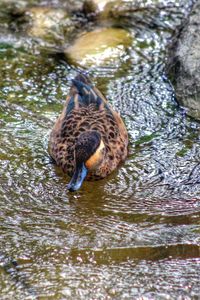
xmin=0 ymin=0 xmax=200 ymax=299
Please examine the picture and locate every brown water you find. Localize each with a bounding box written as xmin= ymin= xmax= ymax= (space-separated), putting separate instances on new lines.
xmin=0 ymin=0 xmax=200 ymax=299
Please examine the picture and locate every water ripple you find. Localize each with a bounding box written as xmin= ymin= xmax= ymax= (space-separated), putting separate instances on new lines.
xmin=0 ymin=0 xmax=200 ymax=299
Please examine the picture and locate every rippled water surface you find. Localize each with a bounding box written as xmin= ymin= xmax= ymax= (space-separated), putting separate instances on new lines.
xmin=0 ymin=0 xmax=200 ymax=299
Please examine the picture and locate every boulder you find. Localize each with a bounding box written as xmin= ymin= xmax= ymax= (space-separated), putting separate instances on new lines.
xmin=167 ymin=1 xmax=200 ymax=120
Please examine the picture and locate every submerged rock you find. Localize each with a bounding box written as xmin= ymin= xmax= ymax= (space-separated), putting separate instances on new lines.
xmin=167 ymin=1 xmax=200 ymax=120
xmin=65 ymin=27 xmax=132 ymax=67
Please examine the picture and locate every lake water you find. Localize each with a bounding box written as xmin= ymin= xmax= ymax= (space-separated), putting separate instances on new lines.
xmin=0 ymin=0 xmax=200 ymax=299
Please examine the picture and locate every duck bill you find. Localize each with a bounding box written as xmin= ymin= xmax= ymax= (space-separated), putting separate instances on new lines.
xmin=67 ymin=163 xmax=88 ymax=192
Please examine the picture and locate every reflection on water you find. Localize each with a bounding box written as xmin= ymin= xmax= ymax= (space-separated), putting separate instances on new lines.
xmin=0 ymin=0 xmax=200 ymax=299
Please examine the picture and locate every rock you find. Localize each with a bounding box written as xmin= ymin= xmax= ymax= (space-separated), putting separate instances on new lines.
xmin=83 ymin=0 xmax=111 ymax=14
xmin=25 ymin=7 xmax=72 ymax=44
xmin=65 ymin=27 xmax=132 ymax=67
xmin=167 ymin=1 xmax=200 ymax=120
xmin=0 ymin=0 xmax=27 ymax=10
xmin=83 ymin=0 xmax=142 ymax=19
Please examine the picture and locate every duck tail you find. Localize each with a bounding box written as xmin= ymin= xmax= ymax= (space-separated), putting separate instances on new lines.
xmin=73 ymin=72 xmax=92 ymax=85
xmin=66 ymin=72 xmax=109 ymax=114
xmin=70 ymin=72 xmax=98 ymax=104
xmin=65 ymin=72 xmax=111 ymax=115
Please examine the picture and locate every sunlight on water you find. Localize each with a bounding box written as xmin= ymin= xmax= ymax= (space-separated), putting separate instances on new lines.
xmin=0 ymin=0 xmax=200 ymax=299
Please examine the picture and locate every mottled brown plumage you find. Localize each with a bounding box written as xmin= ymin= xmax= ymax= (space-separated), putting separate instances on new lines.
xmin=49 ymin=73 xmax=128 ymax=191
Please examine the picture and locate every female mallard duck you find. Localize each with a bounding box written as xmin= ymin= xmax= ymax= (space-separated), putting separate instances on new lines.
xmin=49 ymin=73 xmax=128 ymax=191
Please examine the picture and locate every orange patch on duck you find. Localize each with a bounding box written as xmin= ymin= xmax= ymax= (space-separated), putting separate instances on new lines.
xmin=85 ymin=139 xmax=105 ymax=170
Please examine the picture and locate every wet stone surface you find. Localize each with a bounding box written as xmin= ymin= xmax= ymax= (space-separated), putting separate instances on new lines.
xmin=65 ymin=27 xmax=132 ymax=67
xmin=0 ymin=0 xmax=200 ymax=299
xmin=167 ymin=0 xmax=200 ymax=120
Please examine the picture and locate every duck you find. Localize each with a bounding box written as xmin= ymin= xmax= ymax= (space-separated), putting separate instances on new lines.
xmin=49 ymin=73 xmax=128 ymax=191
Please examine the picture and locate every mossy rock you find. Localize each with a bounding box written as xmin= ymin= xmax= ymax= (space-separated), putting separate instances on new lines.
xmin=65 ymin=27 xmax=132 ymax=67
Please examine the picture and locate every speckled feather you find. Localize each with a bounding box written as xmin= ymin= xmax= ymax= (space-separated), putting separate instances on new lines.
xmin=49 ymin=73 xmax=128 ymax=180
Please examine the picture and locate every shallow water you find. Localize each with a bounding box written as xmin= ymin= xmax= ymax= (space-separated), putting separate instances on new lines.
xmin=0 ymin=0 xmax=200 ymax=299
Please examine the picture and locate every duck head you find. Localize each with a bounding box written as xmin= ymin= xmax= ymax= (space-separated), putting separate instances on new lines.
xmin=67 ymin=131 xmax=105 ymax=192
